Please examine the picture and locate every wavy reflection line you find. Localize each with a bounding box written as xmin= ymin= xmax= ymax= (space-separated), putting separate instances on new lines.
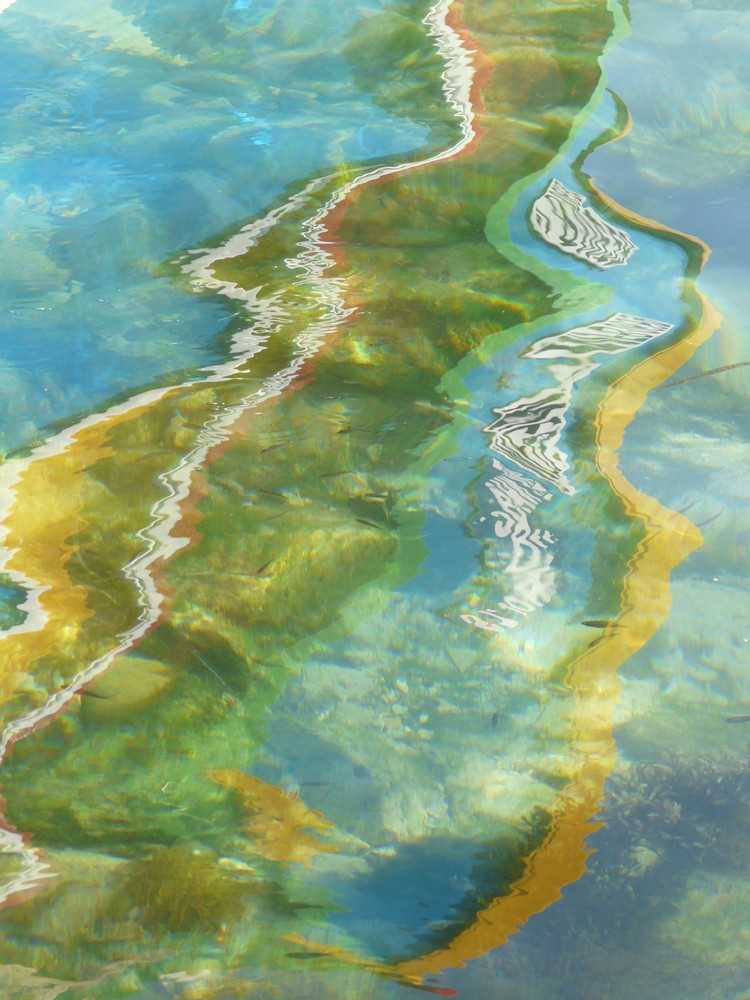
xmin=175 ymin=0 xmax=479 ymax=438
xmin=482 ymin=462 xmax=555 ymax=627
xmin=394 ymin=294 xmax=722 ymax=978
xmin=0 ymin=202 xmax=330 ymax=902
xmin=483 ymin=315 xmax=673 ymax=497
xmin=484 ymin=362 xmax=596 ymax=496
xmin=0 ymin=199 xmax=353 ymax=903
xmin=387 ymin=196 xmax=722 ymax=987
xmin=285 ymin=4 xmax=725 ymax=986
xmin=530 ymin=177 xmax=636 ymax=268
xmin=0 ymin=0 xmax=481 ymax=905
xmin=469 ymin=313 xmax=673 ymax=631
xmin=286 ymin=291 xmax=721 ymax=988
xmin=0 ymin=164 xmax=337 ymax=909
xmin=182 ymin=0 xmax=478 ymax=296
xmin=384 ymin=84 xmax=725 ymax=979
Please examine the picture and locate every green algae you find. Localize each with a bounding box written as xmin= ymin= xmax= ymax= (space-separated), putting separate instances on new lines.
xmin=122 ymin=846 xmax=259 ymax=934
xmin=343 ymin=0 xmax=459 ymax=149
xmin=0 ymin=0 xmax=624 ymax=992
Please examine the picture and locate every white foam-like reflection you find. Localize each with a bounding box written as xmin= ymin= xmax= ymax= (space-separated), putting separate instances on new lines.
xmin=0 ymin=0 xmax=479 ymax=905
xmin=530 ymin=178 xmax=637 ymax=269
xmin=469 ymin=313 xmax=673 ymax=633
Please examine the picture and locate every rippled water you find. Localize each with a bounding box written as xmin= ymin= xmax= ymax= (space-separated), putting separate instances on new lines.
xmin=0 ymin=0 xmax=748 ymax=996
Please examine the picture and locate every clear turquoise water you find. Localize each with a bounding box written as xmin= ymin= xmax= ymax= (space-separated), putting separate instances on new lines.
xmin=0 ymin=0 xmax=431 ymax=449
xmin=0 ymin=0 xmax=748 ymax=997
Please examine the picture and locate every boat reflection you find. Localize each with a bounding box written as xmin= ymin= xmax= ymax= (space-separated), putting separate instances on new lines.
xmin=0 ymin=0 xmax=724 ymax=995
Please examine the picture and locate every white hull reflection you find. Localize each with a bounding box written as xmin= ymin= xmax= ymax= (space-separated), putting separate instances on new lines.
xmin=469 ymin=313 xmax=673 ymax=632
xmin=530 ymin=178 xmax=637 ymax=268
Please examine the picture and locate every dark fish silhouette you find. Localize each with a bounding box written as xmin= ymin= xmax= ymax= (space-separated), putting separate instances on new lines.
xmin=660 ymin=360 xmax=750 ymax=389
xmin=260 ymin=441 xmax=287 ymax=455
xmin=581 ymin=619 xmax=622 ymax=629
xmin=355 ymin=517 xmax=383 ymax=531
xmin=726 ymin=715 xmax=750 ymax=724
xmin=255 ymin=558 xmax=274 ymax=577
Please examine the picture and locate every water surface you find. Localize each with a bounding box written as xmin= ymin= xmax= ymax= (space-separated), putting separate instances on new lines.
xmin=0 ymin=0 xmax=748 ymax=997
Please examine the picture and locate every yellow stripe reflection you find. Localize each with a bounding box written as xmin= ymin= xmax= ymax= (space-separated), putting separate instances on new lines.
xmin=0 ymin=396 xmax=170 ymax=702
xmin=288 ymin=292 xmax=721 ymax=986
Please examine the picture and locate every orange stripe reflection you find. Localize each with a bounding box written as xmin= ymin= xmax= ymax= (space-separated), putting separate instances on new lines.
xmin=288 ymin=292 xmax=721 ymax=986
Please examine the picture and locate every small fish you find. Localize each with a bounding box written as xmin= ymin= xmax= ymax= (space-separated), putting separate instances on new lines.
xmin=264 ymin=511 xmax=287 ymax=522
xmin=256 ymin=486 xmax=286 ymax=500
xmin=660 ymin=360 xmax=750 ymax=389
xmin=80 ymin=688 xmax=109 ymax=700
xmin=581 ymin=619 xmax=621 ymax=629
xmin=260 ymin=441 xmax=287 ymax=455
xmin=678 ymin=498 xmax=700 ymax=516
xmin=337 ymin=424 xmax=370 ymax=435
xmin=355 ymin=517 xmax=382 ymax=531
xmin=255 ymin=558 xmax=274 ymax=577
xmin=696 ymin=507 xmax=724 ymax=530
xmin=490 ymin=711 xmax=499 ymax=730
xmin=726 ymin=715 xmax=750 ymax=724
